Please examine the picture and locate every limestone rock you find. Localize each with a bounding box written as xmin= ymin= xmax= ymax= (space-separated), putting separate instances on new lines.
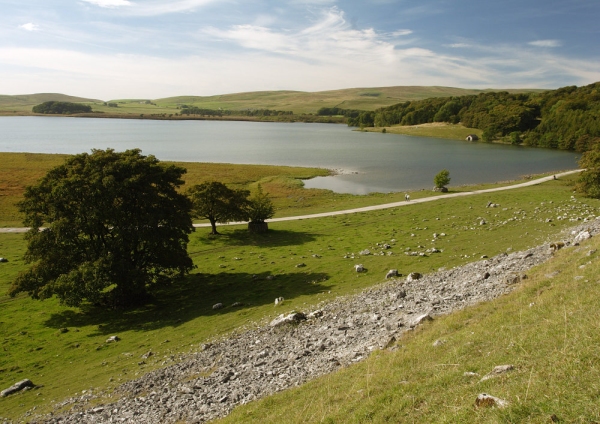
xmin=269 ymin=312 xmax=307 ymax=327
xmin=354 ymin=264 xmax=365 ymax=272
xmin=406 ymin=272 xmax=422 ymax=282
xmin=574 ymin=230 xmax=592 ymax=244
xmin=106 ymin=336 xmax=120 ymax=343
xmin=410 ymin=312 xmax=433 ymax=327
xmin=212 ymin=303 xmax=224 ymax=310
xmin=385 ymin=269 xmax=399 ymax=279
xmin=480 ymin=364 xmax=514 ymax=382
xmin=475 ymin=393 xmax=509 ymax=408
xmin=1 ymin=379 xmax=34 ymax=397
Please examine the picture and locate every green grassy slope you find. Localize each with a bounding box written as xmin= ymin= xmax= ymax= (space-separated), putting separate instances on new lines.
xmin=219 ymin=232 xmax=600 ymax=423
xmin=155 ymin=86 xmax=545 ymax=115
xmin=0 ymin=173 xmax=598 ymax=421
xmin=0 ymin=94 xmax=101 ymax=108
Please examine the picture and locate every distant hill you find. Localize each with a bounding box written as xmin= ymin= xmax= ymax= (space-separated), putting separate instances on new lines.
xmin=154 ymin=86 xmax=546 ymax=114
xmin=0 ymin=87 xmax=547 ymax=116
xmin=0 ymin=93 xmax=102 ymax=108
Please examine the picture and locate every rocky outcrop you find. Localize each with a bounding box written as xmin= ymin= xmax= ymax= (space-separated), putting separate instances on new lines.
xmin=33 ymin=219 xmax=599 ymax=424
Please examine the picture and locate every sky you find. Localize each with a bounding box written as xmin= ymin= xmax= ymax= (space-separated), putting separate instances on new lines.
xmin=1 ymin=0 xmax=599 ymax=100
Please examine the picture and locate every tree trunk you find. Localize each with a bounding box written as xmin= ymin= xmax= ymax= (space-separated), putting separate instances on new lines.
xmin=248 ymin=221 xmax=268 ymax=233
xmin=209 ymin=218 xmax=219 ymax=235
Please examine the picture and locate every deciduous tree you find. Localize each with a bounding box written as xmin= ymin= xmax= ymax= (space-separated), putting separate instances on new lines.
xmin=9 ymin=149 xmax=194 ymax=308
xmin=188 ymin=182 xmax=249 ymax=235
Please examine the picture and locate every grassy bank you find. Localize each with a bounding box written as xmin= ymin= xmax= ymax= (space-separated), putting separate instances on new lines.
xmin=0 ymin=152 xmax=555 ymax=227
xmin=1 ymin=173 xmax=598 ymax=421
xmin=365 ymin=122 xmax=483 ymax=141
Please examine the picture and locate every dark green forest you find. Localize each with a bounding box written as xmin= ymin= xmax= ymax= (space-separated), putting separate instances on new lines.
xmin=32 ymin=101 xmax=92 ymax=114
xmin=346 ymin=82 xmax=600 ymax=152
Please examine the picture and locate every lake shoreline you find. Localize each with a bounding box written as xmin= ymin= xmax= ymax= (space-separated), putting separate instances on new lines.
xmin=0 ymin=111 xmax=346 ymax=124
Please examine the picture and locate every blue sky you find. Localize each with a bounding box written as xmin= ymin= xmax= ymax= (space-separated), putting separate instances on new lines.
xmin=1 ymin=0 xmax=599 ymax=100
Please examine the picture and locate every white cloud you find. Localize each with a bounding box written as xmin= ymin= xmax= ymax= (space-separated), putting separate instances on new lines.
xmin=82 ymin=0 xmax=219 ymax=15
xmin=528 ymin=39 xmax=562 ymax=48
xmin=391 ymin=29 xmax=412 ymax=37
xmin=446 ymin=43 xmax=471 ymax=48
xmin=19 ymin=23 xmax=40 ymax=31
xmin=81 ymin=0 xmax=132 ymax=8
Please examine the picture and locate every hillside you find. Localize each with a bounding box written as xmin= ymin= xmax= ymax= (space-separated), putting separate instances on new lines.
xmin=153 ymin=86 xmax=544 ymax=115
xmin=0 ymin=93 xmax=101 ymax=109
xmin=0 ymin=86 xmax=544 ymax=116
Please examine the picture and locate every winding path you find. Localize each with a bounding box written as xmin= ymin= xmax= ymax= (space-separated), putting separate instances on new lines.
xmin=0 ymin=169 xmax=582 ymax=233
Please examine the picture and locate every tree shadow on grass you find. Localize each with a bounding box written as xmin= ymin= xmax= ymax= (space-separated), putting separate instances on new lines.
xmin=42 ymin=270 xmax=331 ymax=336
xmin=193 ymin=228 xmax=319 ymax=249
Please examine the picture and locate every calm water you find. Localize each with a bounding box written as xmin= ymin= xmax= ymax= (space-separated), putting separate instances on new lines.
xmin=0 ymin=116 xmax=579 ymax=194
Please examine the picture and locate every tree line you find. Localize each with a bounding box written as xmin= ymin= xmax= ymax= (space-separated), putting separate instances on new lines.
xmin=347 ymin=82 xmax=600 ymax=152
xmin=179 ymin=106 xmax=293 ymax=117
xmin=32 ymin=101 xmax=92 ymax=114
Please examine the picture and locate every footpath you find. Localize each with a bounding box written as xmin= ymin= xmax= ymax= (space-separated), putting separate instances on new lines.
xmin=0 ymin=169 xmax=583 ymax=233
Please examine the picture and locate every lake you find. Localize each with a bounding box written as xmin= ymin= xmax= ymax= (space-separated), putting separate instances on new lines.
xmin=0 ymin=116 xmax=579 ymax=194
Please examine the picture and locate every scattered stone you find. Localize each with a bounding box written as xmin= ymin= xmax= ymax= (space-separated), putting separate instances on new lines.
xmin=274 ymin=297 xmax=284 ymax=305
xmin=105 ymin=336 xmax=120 ymax=343
xmin=59 ymin=327 xmax=69 ymax=334
xmin=354 ymin=264 xmax=365 ymax=272
xmin=295 ymin=263 xmax=306 ymax=268
xmin=212 ymin=303 xmax=224 ymax=310
xmin=475 ymin=393 xmax=509 ymax=408
xmin=406 ymin=272 xmax=422 ymax=282
xmin=269 ymin=312 xmax=307 ymax=327
xmin=411 ymin=312 xmax=433 ymax=327
xmin=480 ymin=364 xmax=514 ymax=382
xmin=432 ymin=339 xmax=446 ymax=347
xmin=385 ymin=269 xmax=399 ymax=279
xmin=141 ymin=351 xmax=153 ymax=360
xmin=1 ymin=379 xmax=35 ymax=397
xmin=231 ymin=302 xmax=243 ymax=307
xmin=307 ymin=310 xmax=324 ymax=319
xmin=574 ymin=230 xmax=592 ymax=244
xmin=464 ymin=372 xmax=479 ymax=377
xmin=359 ymin=249 xmax=371 ymax=256
xmin=265 ymin=275 xmax=275 ymax=280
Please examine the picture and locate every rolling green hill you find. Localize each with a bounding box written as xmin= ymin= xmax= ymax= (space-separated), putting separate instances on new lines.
xmin=0 ymin=93 xmax=101 ymax=110
xmin=153 ymin=86 xmax=545 ymax=114
xmin=0 ymin=86 xmax=545 ymax=116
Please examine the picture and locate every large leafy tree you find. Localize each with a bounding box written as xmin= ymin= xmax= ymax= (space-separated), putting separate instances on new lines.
xmin=9 ymin=149 xmax=194 ymax=308
xmin=188 ymin=181 xmax=249 ymax=235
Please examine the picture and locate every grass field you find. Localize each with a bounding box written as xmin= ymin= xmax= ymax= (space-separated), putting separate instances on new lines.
xmin=365 ymin=122 xmax=484 ymax=141
xmin=0 ymin=86 xmax=545 ymax=116
xmin=1 ymin=171 xmax=598 ymax=421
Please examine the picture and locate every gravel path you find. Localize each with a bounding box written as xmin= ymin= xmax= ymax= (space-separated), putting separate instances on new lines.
xmin=0 ymin=169 xmax=582 ymax=234
xmin=26 ymin=217 xmax=598 ymax=424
